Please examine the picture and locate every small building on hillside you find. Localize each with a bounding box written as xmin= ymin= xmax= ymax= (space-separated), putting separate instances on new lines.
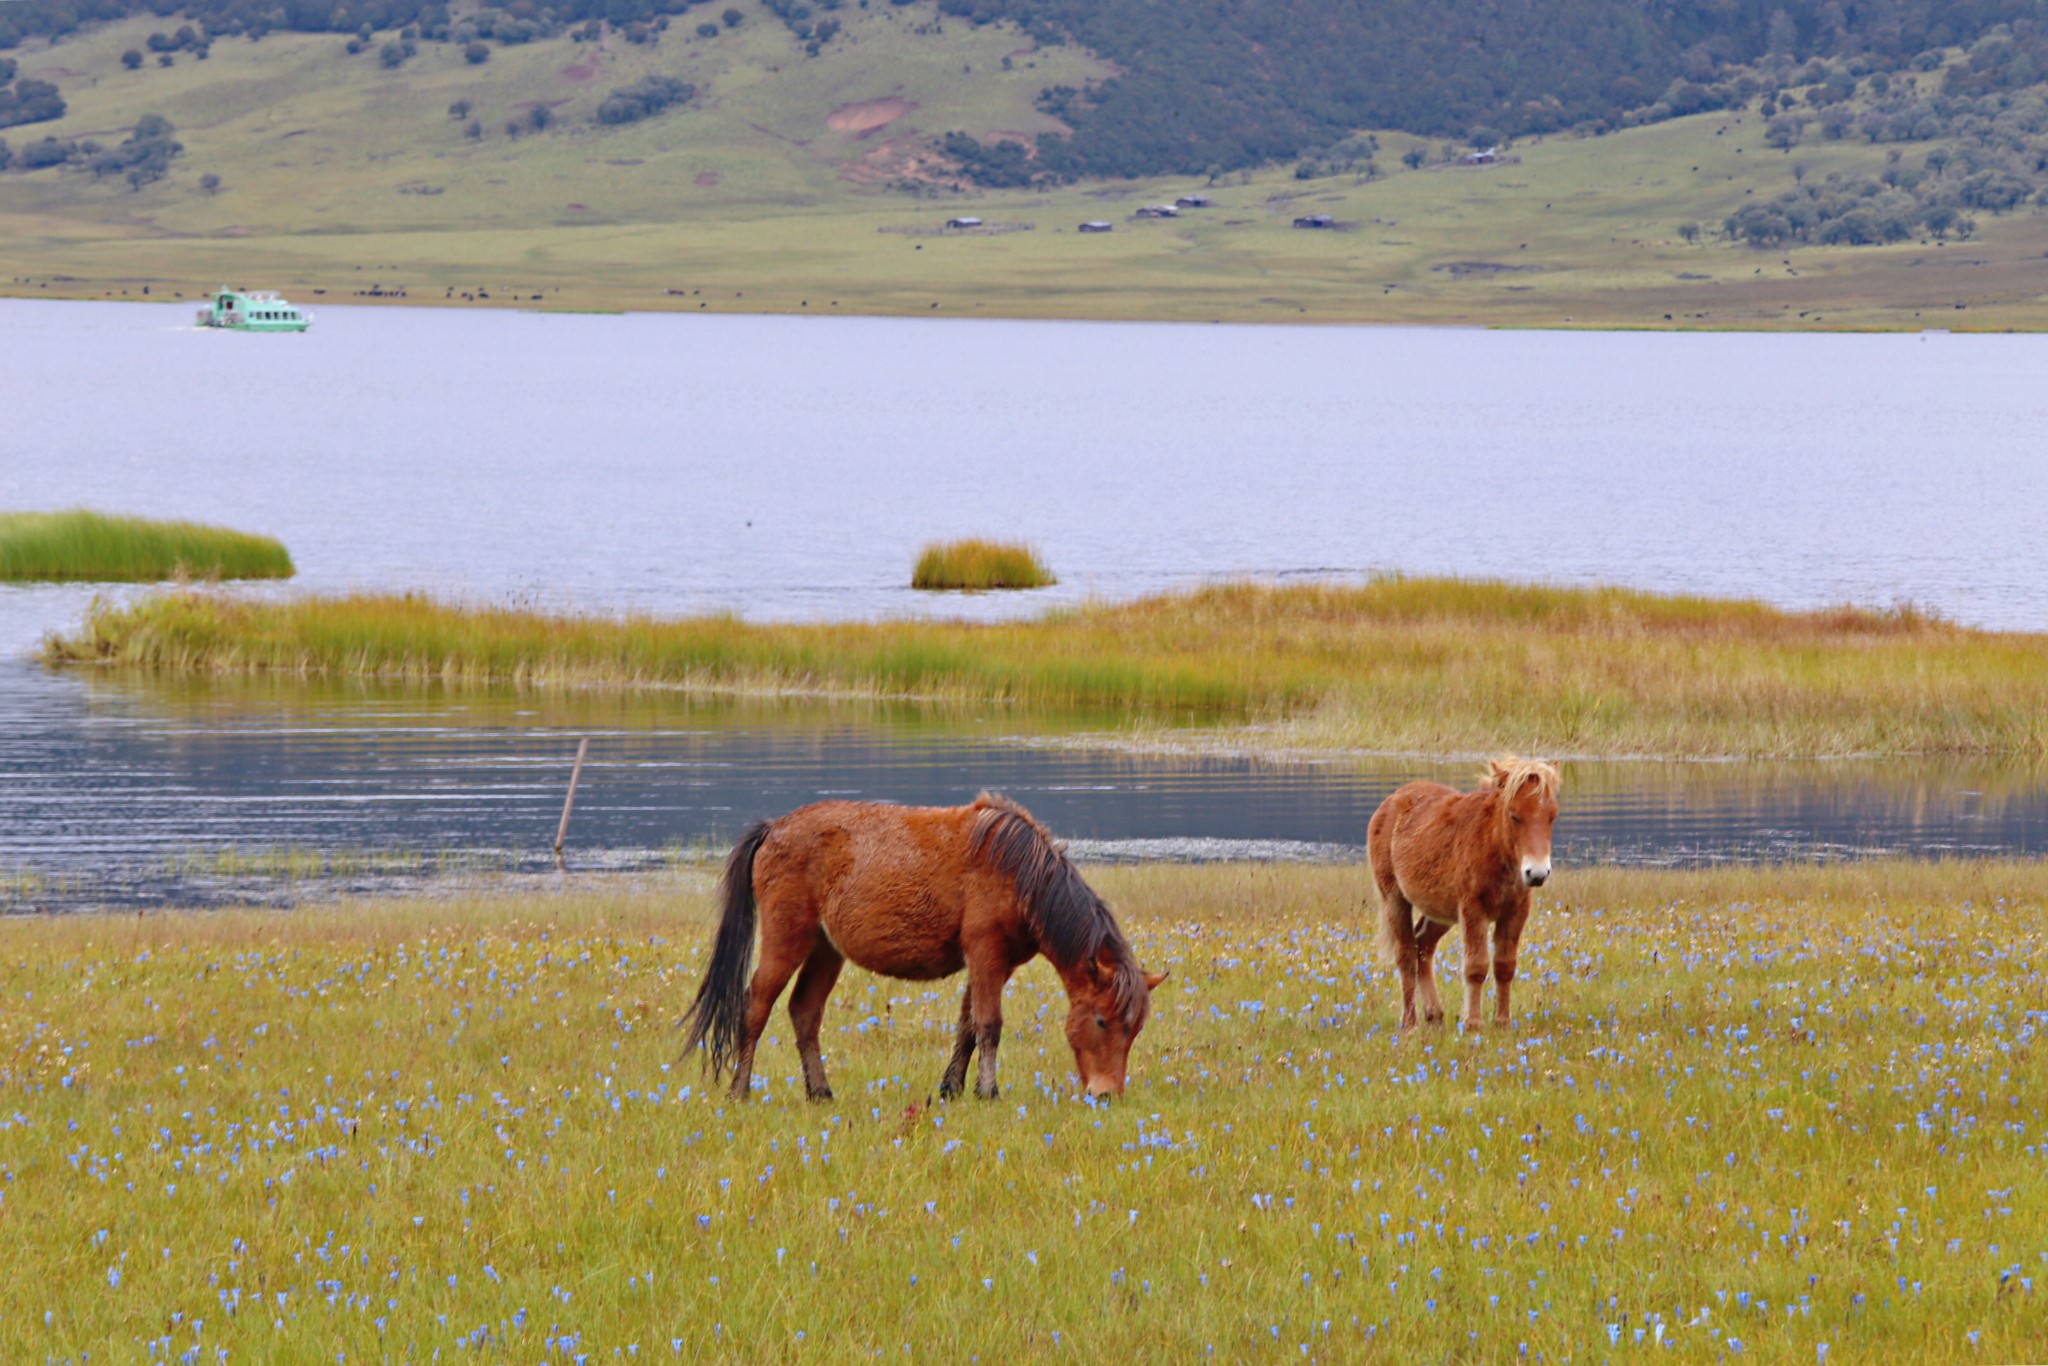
xmin=1456 ymin=147 xmax=1500 ymax=165
xmin=1175 ymin=193 xmax=1213 ymax=208
xmin=1133 ymin=204 xmax=1180 ymax=218
xmin=1078 ymin=220 xmax=1114 ymax=233
xmin=1292 ymin=212 xmax=1335 ymax=229
xmin=944 ymin=216 xmax=984 ymax=229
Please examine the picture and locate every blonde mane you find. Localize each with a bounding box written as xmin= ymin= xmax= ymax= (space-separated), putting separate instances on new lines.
xmin=1483 ymin=755 xmax=1561 ymax=839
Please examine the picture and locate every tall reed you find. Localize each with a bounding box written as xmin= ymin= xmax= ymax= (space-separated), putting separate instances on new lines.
xmin=0 ymin=509 xmax=294 ymax=582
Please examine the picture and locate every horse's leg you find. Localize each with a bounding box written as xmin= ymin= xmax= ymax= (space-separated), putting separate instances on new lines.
xmin=968 ymin=957 xmax=1015 ymax=1100
xmin=1460 ymin=909 xmax=1491 ymax=1031
xmin=938 ymin=982 xmax=977 ymax=1100
xmin=729 ymin=898 xmax=816 ymax=1101
xmin=1380 ymin=883 xmax=1421 ymax=1028
xmin=786 ymin=939 xmax=845 ymax=1101
xmin=1492 ymin=902 xmax=1532 ymax=1026
xmin=1413 ymin=916 xmax=1452 ymax=1025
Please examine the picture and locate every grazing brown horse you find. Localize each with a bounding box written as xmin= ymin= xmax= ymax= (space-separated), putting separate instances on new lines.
xmin=1369 ymin=757 xmax=1561 ymax=1030
xmin=681 ymin=794 xmax=1167 ymax=1101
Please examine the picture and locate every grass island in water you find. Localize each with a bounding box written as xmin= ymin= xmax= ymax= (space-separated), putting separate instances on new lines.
xmin=44 ymin=577 xmax=2048 ymax=759
xmin=0 ymin=509 xmax=294 ymax=583
xmin=912 ymin=539 xmax=1056 ymax=591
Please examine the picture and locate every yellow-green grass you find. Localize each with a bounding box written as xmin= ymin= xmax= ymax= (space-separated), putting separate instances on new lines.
xmin=42 ymin=577 xmax=2048 ymax=758
xmin=0 ymin=509 xmax=293 ymax=582
xmin=5 ymin=10 xmax=2046 ymax=327
xmin=912 ymin=538 xmax=1055 ymax=591
xmin=4 ymin=859 xmax=2046 ymax=1359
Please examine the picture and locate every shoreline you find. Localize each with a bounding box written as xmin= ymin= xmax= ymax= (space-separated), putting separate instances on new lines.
xmin=7 ymin=282 xmax=2045 ymax=333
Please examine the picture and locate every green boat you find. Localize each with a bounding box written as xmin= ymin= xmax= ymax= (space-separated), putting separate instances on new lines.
xmin=196 ymin=287 xmax=312 ymax=332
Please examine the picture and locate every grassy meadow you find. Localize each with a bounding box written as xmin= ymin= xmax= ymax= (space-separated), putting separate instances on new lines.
xmin=0 ymin=509 xmax=294 ymax=582
xmin=911 ymin=538 xmax=1055 ymax=591
xmin=44 ymin=578 xmax=2048 ymax=758
xmin=5 ymin=6 xmax=2047 ymax=326
xmin=3 ymin=860 xmax=2045 ymax=1360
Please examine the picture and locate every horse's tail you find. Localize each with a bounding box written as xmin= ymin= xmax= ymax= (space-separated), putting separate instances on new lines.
xmin=680 ymin=819 xmax=773 ymax=1078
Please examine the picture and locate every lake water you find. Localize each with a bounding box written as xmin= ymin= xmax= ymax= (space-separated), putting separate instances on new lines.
xmin=4 ymin=300 xmax=2046 ymax=908
xmin=5 ymin=299 xmax=2048 ymax=635
xmin=4 ymin=662 xmax=2045 ymax=911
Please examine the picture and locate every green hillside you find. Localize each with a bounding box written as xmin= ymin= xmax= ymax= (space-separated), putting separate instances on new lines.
xmin=1 ymin=5 xmax=1109 ymax=219
xmin=3 ymin=1 xmax=2047 ymax=327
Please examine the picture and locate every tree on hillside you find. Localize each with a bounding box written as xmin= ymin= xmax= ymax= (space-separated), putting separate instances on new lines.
xmin=17 ymin=136 xmax=73 ymax=169
xmin=86 ymin=113 xmax=183 ymax=189
xmin=0 ymin=77 xmax=67 ymax=129
xmin=122 ymin=49 xmax=143 ymax=69
xmin=595 ymin=74 xmax=693 ymax=125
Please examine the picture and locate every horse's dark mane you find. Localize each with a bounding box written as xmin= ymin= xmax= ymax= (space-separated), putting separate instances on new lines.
xmin=968 ymin=793 xmax=1145 ymax=1021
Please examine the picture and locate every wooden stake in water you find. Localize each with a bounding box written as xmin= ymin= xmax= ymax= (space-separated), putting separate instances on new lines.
xmin=553 ymin=737 xmax=589 ymax=870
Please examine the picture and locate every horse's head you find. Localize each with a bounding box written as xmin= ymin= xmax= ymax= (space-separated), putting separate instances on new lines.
xmin=1064 ymin=950 xmax=1169 ymax=1099
xmin=1490 ymin=756 xmax=1562 ymax=888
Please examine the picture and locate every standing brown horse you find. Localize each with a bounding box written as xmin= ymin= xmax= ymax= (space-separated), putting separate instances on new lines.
xmin=1369 ymin=757 xmax=1561 ymax=1030
xmin=681 ymin=793 xmax=1167 ymax=1101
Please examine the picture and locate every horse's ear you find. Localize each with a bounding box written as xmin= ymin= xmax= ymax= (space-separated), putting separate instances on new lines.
xmin=1144 ymin=969 xmax=1169 ymax=991
xmin=1489 ymin=761 xmax=1512 ymax=788
xmin=1087 ymin=953 xmax=1112 ymax=985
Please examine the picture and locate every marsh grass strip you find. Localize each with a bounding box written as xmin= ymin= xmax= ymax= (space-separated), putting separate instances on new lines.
xmin=46 ymin=578 xmax=2048 ymax=758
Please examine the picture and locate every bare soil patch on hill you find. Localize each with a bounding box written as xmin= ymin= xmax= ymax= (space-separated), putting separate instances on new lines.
xmin=827 ymin=97 xmax=917 ymax=137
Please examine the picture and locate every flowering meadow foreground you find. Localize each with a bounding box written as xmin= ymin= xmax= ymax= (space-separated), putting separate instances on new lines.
xmin=5 ymin=861 xmax=2045 ymax=1362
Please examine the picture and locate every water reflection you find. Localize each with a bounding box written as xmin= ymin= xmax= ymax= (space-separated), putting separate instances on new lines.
xmin=4 ymin=663 xmax=2044 ymax=911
